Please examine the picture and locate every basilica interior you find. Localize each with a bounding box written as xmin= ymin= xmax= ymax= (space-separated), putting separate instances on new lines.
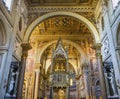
xmin=0 ymin=0 xmax=120 ymax=99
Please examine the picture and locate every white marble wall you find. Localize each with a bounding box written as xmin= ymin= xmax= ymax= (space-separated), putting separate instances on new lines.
xmin=0 ymin=0 xmax=28 ymax=98
xmin=95 ymin=0 xmax=120 ymax=97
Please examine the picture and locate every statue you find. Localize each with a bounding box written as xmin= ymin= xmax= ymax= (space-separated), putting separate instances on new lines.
xmin=117 ymin=79 xmax=120 ymax=89
xmin=103 ymin=38 xmax=109 ymax=55
xmin=58 ymin=89 xmax=65 ymax=99
xmin=6 ymin=66 xmax=18 ymax=96
xmin=61 ymin=66 xmax=65 ymax=71
xmin=55 ymin=63 xmax=59 ymax=71
xmin=79 ymin=76 xmax=85 ymax=98
xmin=107 ymin=68 xmax=117 ymax=95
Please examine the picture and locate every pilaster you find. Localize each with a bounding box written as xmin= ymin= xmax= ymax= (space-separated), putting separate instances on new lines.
xmin=34 ymin=63 xmax=41 ymax=99
xmin=82 ymin=65 xmax=90 ymax=99
xmin=92 ymin=43 xmax=107 ymax=99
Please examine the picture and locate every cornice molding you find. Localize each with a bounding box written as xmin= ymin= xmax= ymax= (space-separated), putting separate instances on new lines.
xmin=30 ymin=34 xmax=92 ymax=41
xmin=28 ymin=6 xmax=95 ymax=13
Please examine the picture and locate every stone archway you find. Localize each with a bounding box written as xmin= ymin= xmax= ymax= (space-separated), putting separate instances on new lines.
xmin=23 ymin=11 xmax=100 ymax=43
xmin=24 ymin=11 xmax=100 ymax=99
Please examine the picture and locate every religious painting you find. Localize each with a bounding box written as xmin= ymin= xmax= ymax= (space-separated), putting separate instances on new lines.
xmin=26 ymin=49 xmax=35 ymax=72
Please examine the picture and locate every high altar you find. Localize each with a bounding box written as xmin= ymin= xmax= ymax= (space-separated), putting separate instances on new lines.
xmin=49 ymin=38 xmax=70 ymax=99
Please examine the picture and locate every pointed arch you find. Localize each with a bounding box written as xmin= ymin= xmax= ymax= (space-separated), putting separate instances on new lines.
xmin=38 ymin=39 xmax=87 ymax=62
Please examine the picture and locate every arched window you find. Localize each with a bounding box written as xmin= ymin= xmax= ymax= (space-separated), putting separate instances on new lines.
xmin=112 ymin=0 xmax=119 ymax=9
xmin=2 ymin=0 xmax=13 ymax=11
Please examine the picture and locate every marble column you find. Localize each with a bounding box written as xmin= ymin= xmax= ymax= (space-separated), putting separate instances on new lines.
xmin=92 ymin=43 xmax=107 ymax=99
xmin=83 ymin=65 xmax=90 ymax=99
xmin=50 ymin=87 xmax=53 ymax=99
xmin=17 ymin=43 xmax=32 ymax=99
xmin=34 ymin=67 xmax=40 ymax=99
xmin=66 ymin=86 xmax=70 ymax=99
xmin=76 ymin=77 xmax=80 ymax=99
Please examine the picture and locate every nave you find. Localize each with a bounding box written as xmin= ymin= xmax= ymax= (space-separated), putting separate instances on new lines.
xmin=0 ymin=0 xmax=120 ymax=99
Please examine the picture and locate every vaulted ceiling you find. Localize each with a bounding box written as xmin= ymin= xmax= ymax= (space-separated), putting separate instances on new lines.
xmin=30 ymin=16 xmax=92 ymax=41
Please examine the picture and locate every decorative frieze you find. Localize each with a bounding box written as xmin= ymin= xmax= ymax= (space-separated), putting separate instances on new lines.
xmin=28 ymin=6 xmax=95 ymax=13
xmin=103 ymin=37 xmax=110 ymax=55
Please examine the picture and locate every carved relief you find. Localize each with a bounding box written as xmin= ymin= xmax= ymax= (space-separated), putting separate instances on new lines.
xmin=103 ymin=37 xmax=110 ymax=56
xmin=27 ymin=12 xmax=46 ymax=25
xmin=13 ymin=40 xmax=22 ymax=59
xmin=79 ymin=76 xmax=85 ymax=98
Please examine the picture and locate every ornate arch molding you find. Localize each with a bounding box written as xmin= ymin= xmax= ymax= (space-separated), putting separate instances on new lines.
xmin=94 ymin=79 xmax=100 ymax=86
xmin=39 ymin=39 xmax=87 ymax=62
xmin=23 ymin=11 xmax=100 ymax=43
xmin=0 ymin=19 xmax=6 ymax=46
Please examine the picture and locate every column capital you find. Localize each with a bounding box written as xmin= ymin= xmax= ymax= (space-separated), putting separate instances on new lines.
xmin=92 ymin=43 xmax=102 ymax=50
xmin=34 ymin=69 xmax=40 ymax=73
xmin=81 ymin=62 xmax=89 ymax=69
xmin=21 ymin=43 xmax=32 ymax=58
xmin=35 ymin=63 xmax=41 ymax=71
xmin=92 ymin=43 xmax=102 ymax=57
xmin=21 ymin=43 xmax=32 ymax=51
xmin=75 ymin=75 xmax=81 ymax=80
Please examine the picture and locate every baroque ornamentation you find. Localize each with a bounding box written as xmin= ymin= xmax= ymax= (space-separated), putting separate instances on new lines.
xmin=5 ymin=62 xmax=20 ymax=98
xmin=104 ymin=62 xmax=118 ymax=96
xmin=21 ymin=43 xmax=32 ymax=58
xmin=103 ymin=37 xmax=109 ymax=56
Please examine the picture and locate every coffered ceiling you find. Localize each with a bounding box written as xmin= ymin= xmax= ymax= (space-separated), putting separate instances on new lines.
xmin=28 ymin=0 xmax=91 ymax=6
xmin=30 ymin=16 xmax=92 ymax=42
xmin=26 ymin=0 xmax=99 ymax=12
